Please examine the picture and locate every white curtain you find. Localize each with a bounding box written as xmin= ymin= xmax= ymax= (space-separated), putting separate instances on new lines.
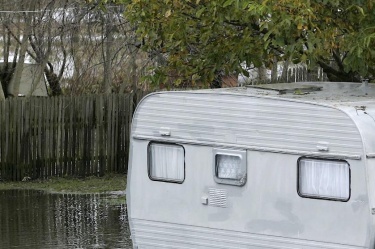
xmin=149 ymin=143 xmax=184 ymax=181
xmin=299 ymin=159 xmax=349 ymax=200
xmin=217 ymin=155 xmax=242 ymax=179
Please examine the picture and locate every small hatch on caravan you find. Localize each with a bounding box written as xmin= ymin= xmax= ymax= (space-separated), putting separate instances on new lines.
xmin=127 ymin=82 xmax=375 ymax=249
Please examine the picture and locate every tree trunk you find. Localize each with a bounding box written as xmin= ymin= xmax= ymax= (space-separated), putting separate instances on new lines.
xmin=0 ymin=83 xmax=5 ymax=101
xmin=0 ymin=24 xmax=9 ymax=99
xmin=102 ymin=11 xmax=113 ymax=94
xmin=258 ymin=64 xmax=267 ymax=83
xmin=7 ymin=5 xmax=32 ymax=97
xmin=271 ymin=56 xmax=278 ymax=83
xmin=131 ymin=51 xmax=137 ymax=93
xmin=280 ymin=59 xmax=290 ymax=82
xmin=45 ymin=69 xmax=62 ymax=96
xmin=210 ymin=70 xmax=223 ymax=88
xmin=71 ymin=5 xmax=82 ymax=81
xmin=317 ymin=60 xmax=361 ymax=82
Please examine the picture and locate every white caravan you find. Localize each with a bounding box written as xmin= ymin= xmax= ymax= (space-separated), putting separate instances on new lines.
xmin=127 ymin=82 xmax=375 ymax=249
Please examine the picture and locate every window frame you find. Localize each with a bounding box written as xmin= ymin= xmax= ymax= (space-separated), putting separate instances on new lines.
xmin=147 ymin=141 xmax=186 ymax=184
xmin=213 ymin=148 xmax=247 ymax=186
xmin=297 ymin=157 xmax=351 ymax=202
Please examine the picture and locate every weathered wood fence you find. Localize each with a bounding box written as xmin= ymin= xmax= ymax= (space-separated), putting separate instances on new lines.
xmin=0 ymin=93 xmax=145 ymax=181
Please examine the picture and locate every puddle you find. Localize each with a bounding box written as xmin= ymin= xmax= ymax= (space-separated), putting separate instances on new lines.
xmin=0 ymin=189 xmax=132 ymax=248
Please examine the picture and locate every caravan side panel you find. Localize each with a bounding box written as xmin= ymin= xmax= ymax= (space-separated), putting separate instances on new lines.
xmin=127 ymin=92 xmax=371 ymax=249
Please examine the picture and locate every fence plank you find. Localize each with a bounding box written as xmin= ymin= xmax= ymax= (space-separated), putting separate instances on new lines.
xmin=17 ymin=99 xmax=21 ymax=180
xmin=87 ymin=96 xmax=94 ymax=176
xmin=0 ymin=101 xmax=3 ymax=178
xmin=12 ymin=99 xmax=18 ymax=180
xmin=30 ymin=98 xmax=36 ymax=179
xmin=57 ymin=97 xmax=62 ymax=176
xmin=0 ymin=93 xmax=138 ymax=180
xmin=22 ymin=99 xmax=29 ymax=177
xmin=5 ymin=101 xmax=10 ymax=180
xmin=98 ymin=95 xmax=105 ymax=176
xmin=63 ymin=97 xmax=69 ymax=176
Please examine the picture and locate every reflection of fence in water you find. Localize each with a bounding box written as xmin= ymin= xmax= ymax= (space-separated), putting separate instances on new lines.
xmin=53 ymin=193 xmax=129 ymax=248
xmin=0 ymin=190 xmax=130 ymax=248
xmin=0 ymin=93 xmax=147 ymax=181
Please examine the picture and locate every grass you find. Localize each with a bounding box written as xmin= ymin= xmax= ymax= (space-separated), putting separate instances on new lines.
xmin=0 ymin=174 xmax=127 ymax=194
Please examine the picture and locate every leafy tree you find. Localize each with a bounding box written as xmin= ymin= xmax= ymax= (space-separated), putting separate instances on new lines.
xmin=264 ymin=0 xmax=375 ymax=82
xmin=118 ymin=0 xmax=375 ymax=86
xmin=124 ymin=0 xmax=266 ymax=87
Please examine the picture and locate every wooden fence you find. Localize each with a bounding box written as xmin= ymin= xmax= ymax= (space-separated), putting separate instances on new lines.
xmin=0 ymin=93 xmax=145 ymax=181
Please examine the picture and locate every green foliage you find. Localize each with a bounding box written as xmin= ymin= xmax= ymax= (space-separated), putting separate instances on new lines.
xmin=122 ymin=0 xmax=265 ymax=86
xmin=265 ymin=0 xmax=375 ymax=81
xmin=119 ymin=0 xmax=375 ymax=85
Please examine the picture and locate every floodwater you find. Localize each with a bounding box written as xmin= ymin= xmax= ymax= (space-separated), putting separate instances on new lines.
xmin=0 ymin=190 xmax=132 ymax=249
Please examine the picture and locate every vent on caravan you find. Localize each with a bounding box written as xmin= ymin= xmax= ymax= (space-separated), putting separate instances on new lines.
xmin=247 ymin=83 xmax=322 ymax=95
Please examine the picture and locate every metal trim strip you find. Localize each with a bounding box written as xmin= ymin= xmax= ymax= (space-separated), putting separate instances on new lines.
xmin=133 ymin=135 xmax=361 ymax=160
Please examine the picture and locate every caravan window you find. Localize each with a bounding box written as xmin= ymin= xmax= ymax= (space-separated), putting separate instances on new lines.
xmin=298 ymin=158 xmax=350 ymax=201
xmin=148 ymin=142 xmax=185 ymax=183
xmin=213 ymin=149 xmax=247 ymax=186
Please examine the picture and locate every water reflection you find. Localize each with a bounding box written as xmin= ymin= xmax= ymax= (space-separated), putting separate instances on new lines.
xmin=0 ymin=190 xmax=132 ymax=249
